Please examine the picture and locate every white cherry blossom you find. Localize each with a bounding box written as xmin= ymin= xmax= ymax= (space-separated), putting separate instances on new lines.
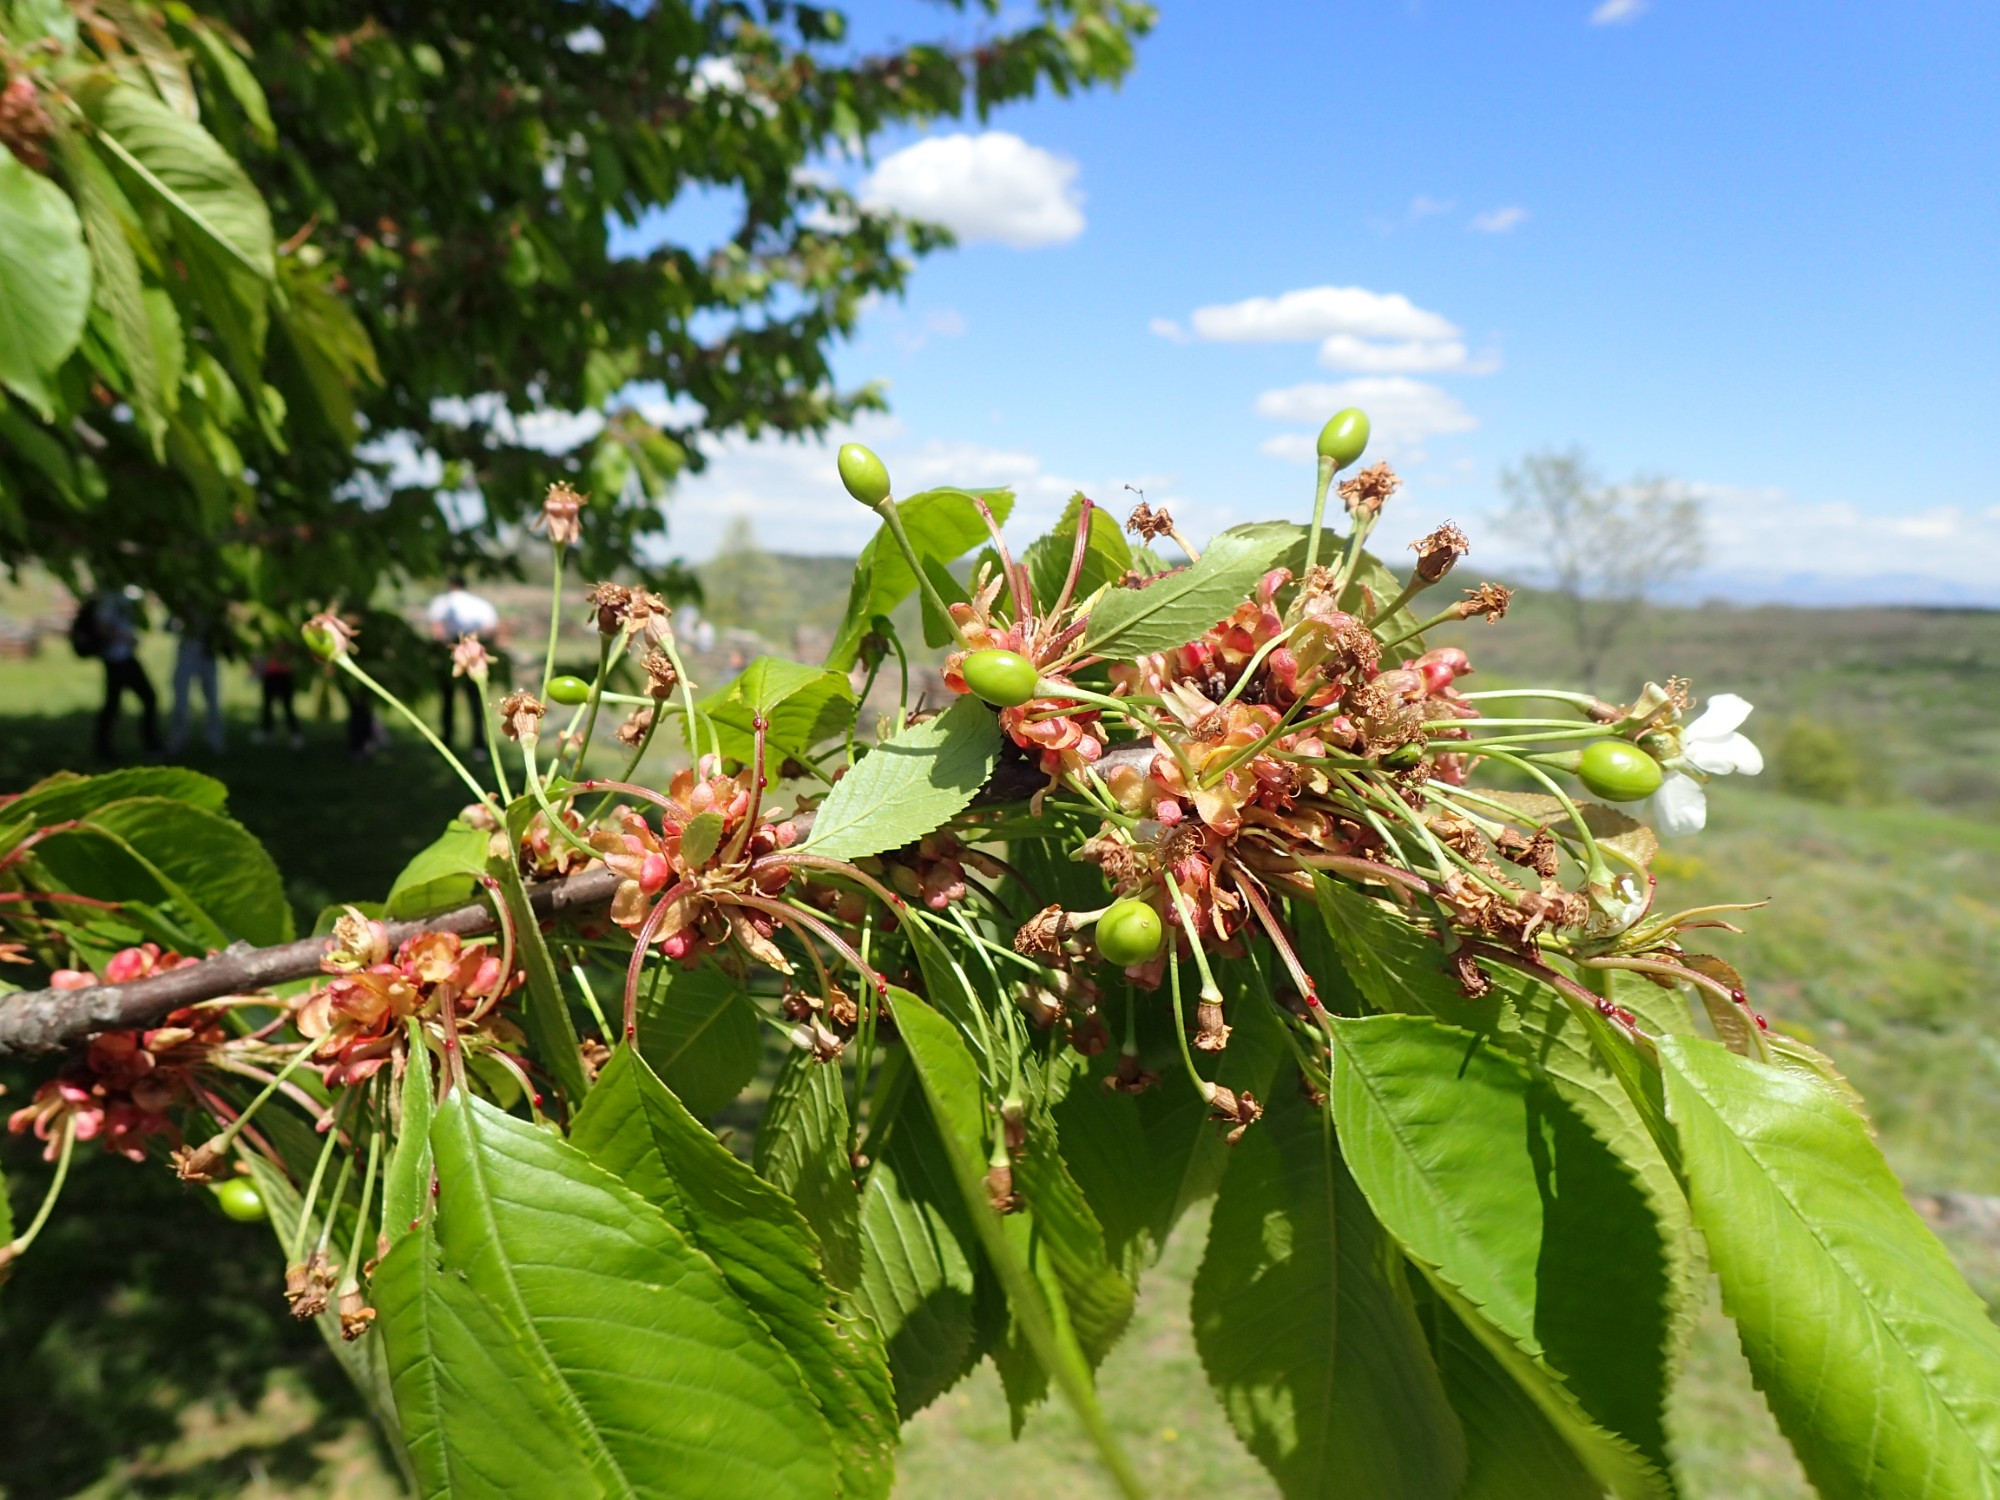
xmin=1646 ymin=693 xmax=1762 ymax=836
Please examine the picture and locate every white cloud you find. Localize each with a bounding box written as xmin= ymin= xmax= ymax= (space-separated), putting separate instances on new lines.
xmin=861 ymin=132 xmax=1085 ymax=248
xmin=1255 ymin=377 xmax=1478 ymax=463
xmin=1188 ymin=285 xmax=1460 ymax=344
xmin=1317 ymin=334 xmax=1499 ymax=375
xmin=661 ymin=419 xmax=1213 ymax=561
xmin=1148 ymin=316 xmax=1189 ymax=343
xmin=1589 ymin=0 xmax=1649 ymax=24
xmin=1470 ymin=205 xmax=1530 ymax=234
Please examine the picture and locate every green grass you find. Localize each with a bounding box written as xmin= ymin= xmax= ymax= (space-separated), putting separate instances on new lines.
xmin=3 ymin=591 xmax=1998 ymax=1497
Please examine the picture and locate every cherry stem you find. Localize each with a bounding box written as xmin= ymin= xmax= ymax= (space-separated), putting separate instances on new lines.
xmin=1302 ymin=454 xmax=1337 ymax=581
xmin=1050 ymin=497 xmax=1096 ymax=623
xmin=3 ymin=1117 xmax=76 ymax=1262
xmin=623 ymin=881 xmax=692 ymax=1044
xmin=874 ymin=495 xmax=971 ymax=648
xmin=973 ymin=495 xmax=1034 ymax=628
xmin=720 ymin=717 xmax=768 ymax=867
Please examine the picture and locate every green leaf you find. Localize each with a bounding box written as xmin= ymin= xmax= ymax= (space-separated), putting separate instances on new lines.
xmin=0 ymin=150 xmax=93 ymax=419
xmin=634 ymin=964 xmax=761 ymax=1119
xmin=85 ymin=81 xmax=274 ymax=279
xmin=484 ymin=854 xmax=587 ymax=1104
xmin=885 ymin=986 xmax=1143 ymax=1495
xmin=757 ymin=1050 xmax=862 ymax=1291
xmin=381 ymin=1020 xmax=436 ymax=1246
xmin=1021 ymin=493 xmax=1131 ymax=614
xmin=376 ymin=1093 xmax=838 ymax=1499
xmin=86 ymin=796 xmax=293 ymax=944
xmin=1192 ymin=1083 xmax=1467 ymax=1500
xmin=686 ymin=656 xmax=857 ymax=764
xmin=1496 ymin=971 xmax=1706 ymax=1379
xmin=825 ymin=487 xmax=1014 ymax=670
xmin=1417 ymin=1279 xmax=1605 ymax=1500
xmin=1307 ymin=874 xmax=1504 ymax=1032
xmin=573 ymin=1047 xmax=898 ymax=1500
xmin=1012 ymin=1119 xmax=1133 ymax=1368
xmin=805 ymin=696 xmax=999 ymax=861
xmin=1661 ymin=1034 xmax=2000 ymax=1500
xmin=385 ymin=819 xmax=488 ymax=919
xmin=52 ymin=125 xmax=169 ymax=452
xmin=18 ymin=824 xmax=218 ymax=956
xmin=178 ymin=16 xmax=276 ymax=146
xmin=1081 ymin=520 xmax=1299 ymax=658
xmin=0 ymin=766 xmax=227 ymax=838
xmin=679 ymin=810 xmax=726 ymax=869
xmin=854 ymin=1070 xmax=984 ymax=1418
xmin=917 ymin=553 xmax=968 ymax=649
xmin=1056 ymin=964 xmax=1291 ymax=1281
xmin=1328 ymin=1013 xmax=1673 ymax=1498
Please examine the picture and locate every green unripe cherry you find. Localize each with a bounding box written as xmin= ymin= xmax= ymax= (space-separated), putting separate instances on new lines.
xmin=837 ymin=443 xmax=892 ymax=506
xmin=213 ymin=1177 xmax=268 ymax=1223
xmin=1316 ymin=408 xmax=1370 ymax=469
xmin=546 ymin=674 xmax=593 ymax=706
xmin=1095 ymin=898 xmax=1165 ymax=967
xmin=960 ymin=649 xmax=1039 ymax=708
xmin=1577 ymin=739 xmax=1665 ymax=803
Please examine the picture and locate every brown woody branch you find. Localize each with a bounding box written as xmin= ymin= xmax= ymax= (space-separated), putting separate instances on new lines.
xmin=0 ymin=740 xmax=1157 ymax=1057
xmin=0 ymin=867 xmax=621 ymax=1057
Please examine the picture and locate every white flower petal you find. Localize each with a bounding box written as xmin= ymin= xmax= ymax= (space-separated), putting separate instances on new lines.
xmin=1647 ymin=771 xmax=1708 ymax=836
xmin=1688 ymin=692 xmax=1754 ymax=740
xmin=1685 ymin=731 xmax=1763 ymax=777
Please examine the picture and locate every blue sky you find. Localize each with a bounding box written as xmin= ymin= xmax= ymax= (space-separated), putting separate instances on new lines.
xmin=658 ymin=1 xmax=2000 ymax=603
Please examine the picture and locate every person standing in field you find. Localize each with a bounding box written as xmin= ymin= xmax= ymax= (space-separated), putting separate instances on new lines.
xmin=166 ymin=610 xmax=227 ymax=756
xmin=253 ymin=640 xmax=304 ymax=748
xmin=84 ymin=587 xmax=161 ymax=762
xmin=426 ymin=575 xmax=500 ymax=756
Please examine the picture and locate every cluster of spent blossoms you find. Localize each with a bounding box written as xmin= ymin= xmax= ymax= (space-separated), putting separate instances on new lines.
xmin=588 ymin=755 xmax=801 ymax=968
xmin=7 ymin=985 xmax=219 ymax=1162
xmin=296 ymin=913 xmax=525 ymax=1091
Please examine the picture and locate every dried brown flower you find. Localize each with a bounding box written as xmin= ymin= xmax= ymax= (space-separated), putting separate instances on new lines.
xmin=450 ymin=634 xmax=491 ymax=682
xmin=985 ymin=1162 xmax=1021 ymax=1215
xmin=641 ymin=649 xmax=679 ymax=699
xmin=533 ymin=482 xmax=584 ymax=548
xmin=1410 ymin=521 xmax=1470 ymax=583
xmin=1338 ymin=461 xmax=1402 ymax=516
xmin=1452 ymin=583 xmax=1512 ymax=623
xmin=337 ymin=1287 xmax=376 ymax=1341
xmin=1013 ymin=904 xmax=1074 ymax=959
xmin=498 ymin=691 xmax=547 ymax=742
xmin=585 ymin=582 xmax=631 ymax=636
xmin=172 ymin=1136 xmax=229 ymax=1183
xmin=285 ymin=1252 xmax=338 ymax=1321
xmin=1450 ymin=950 xmax=1493 ymax=999
xmin=1125 ymin=500 xmax=1177 ymax=542
xmin=1104 ymin=1049 xmax=1159 ymax=1095
xmin=1194 ymin=1000 xmax=1232 ymax=1052
xmin=1207 ymin=1085 xmax=1264 ymax=1145
xmin=614 ymin=706 xmax=655 ymax=748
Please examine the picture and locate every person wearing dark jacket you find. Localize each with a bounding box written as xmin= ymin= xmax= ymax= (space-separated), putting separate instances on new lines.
xmin=91 ymin=589 xmax=160 ymax=761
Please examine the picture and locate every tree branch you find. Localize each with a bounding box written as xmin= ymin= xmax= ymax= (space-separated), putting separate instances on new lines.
xmin=0 ymin=867 xmax=621 ymax=1057
xmin=0 ymin=739 xmax=1158 ymax=1056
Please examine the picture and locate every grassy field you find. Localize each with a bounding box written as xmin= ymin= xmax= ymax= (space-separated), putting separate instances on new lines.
xmin=2 ymin=574 xmax=1997 ymax=1498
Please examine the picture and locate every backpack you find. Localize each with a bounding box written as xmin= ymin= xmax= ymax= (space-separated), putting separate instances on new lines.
xmin=68 ymin=600 xmax=106 ymax=659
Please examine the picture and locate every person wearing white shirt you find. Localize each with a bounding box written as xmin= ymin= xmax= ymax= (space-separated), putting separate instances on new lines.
xmin=426 ymin=575 xmax=501 ymax=753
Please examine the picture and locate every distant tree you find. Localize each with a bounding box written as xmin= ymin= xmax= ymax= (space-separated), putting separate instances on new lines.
xmin=1500 ymin=447 xmax=1705 ymax=690
xmin=0 ymin=0 xmax=1154 ymax=622
xmin=700 ymin=515 xmax=785 ymax=637
xmin=1775 ymin=716 xmax=1862 ymax=805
